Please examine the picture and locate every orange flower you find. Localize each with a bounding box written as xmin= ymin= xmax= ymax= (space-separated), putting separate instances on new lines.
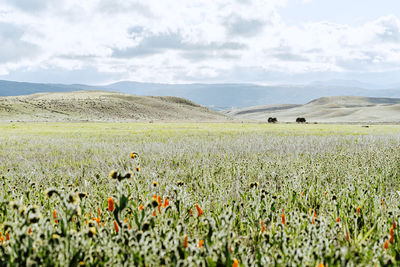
xmin=0 ymin=236 xmax=3 ymax=244
xmin=390 ymin=235 xmax=394 ymax=244
xmin=261 ymin=220 xmax=266 ymax=233
xmin=139 ymin=204 xmax=144 ymax=211
xmin=152 ymin=211 xmax=156 ymax=217
xmin=183 ymin=235 xmax=188 ymax=248
xmin=199 ymin=240 xmax=204 ymax=248
xmin=232 ymin=258 xmax=239 ymax=267
xmin=384 ymin=239 xmax=389 ymax=250
xmin=53 ymin=210 xmax=57 ymax=219
xmin=124 ymin=218 xmax=128 ymax=224
xmin=336 ymin=217 xmax=340 ymax=222
xmin=114 ymin=220 xmax=119 ymax=233
xmin=55 ymin=219 xmax=58 ymax=224
xmin=130 ymin=152 xmax=137 ymax=159
xmin=281 ymin=213 xmax=286 ymax=226
xmin=313 ymin=210 xmax=317 ymax=218
xmin=195 ymin=204 xmax=203 ymax=217
xmin=97 ymin=207 xmax=101 ymax=217
xmin=158 ymin=206 xmax=162 ymax=214
xmin=302 ymin=191 xmax=305 ymax=196
xmin=6 ymin=233 xmax=9 ymax=241
xmin=108 ymin=198 xmax=114 ymax=212
xmin=189 ymin=209 xmax=193 ymax=216
xmin=162 ymin=198 xmax=169 ymax=208
xmin=28 ymin=228 xmax=32 ymax=234
xmin=356 ymin=206 xmax=361 ymax=216
xmin=158 ymin=195 xmax=162 ymax=206
xmin=95 ymin=217 xmax=101 ymax=226
xmin=390 ymin=227 xmax=394 ymax=236
xmin=317 ymin=263 xmax=324 ymax=267
xmin=312 ymin=217 xmax=316 ymax=225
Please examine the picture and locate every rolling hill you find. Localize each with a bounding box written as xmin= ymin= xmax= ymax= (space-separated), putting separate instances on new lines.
xmin=0 ymin=91 xmax=228 ymax=122
xmin=224 ymin=96 xmax=400 ymax=123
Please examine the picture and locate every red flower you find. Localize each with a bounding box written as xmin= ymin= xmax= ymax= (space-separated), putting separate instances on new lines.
xmin=195 ymin=204 xmax=203 ymax=217
xmin=108 ymin=198 xmax=114 ymax=212
xmin=281 ymin=213 xmax=286 ymax=226
xmin=114 ymin=220 xmax=119 ymax=233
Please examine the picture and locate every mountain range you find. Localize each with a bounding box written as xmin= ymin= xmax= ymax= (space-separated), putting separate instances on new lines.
xmin=2 ymin=79 xmax=400 ymax=109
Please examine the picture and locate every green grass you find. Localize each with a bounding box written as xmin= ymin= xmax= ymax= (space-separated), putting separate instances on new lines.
xmin=1 ymin=122 xmax=400 ymax=266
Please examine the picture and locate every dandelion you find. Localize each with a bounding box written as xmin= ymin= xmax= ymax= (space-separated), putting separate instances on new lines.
xmin=130 ymin=152 xmax=137 ymax=159
xmin=114 ymin=221 xmax=119 ymax=233
xmin=199 ymin=240 xmax=204 ymax=248
xmin=183 ymin=235 xmax=188 ymax=248
xmin=261 ymin=220 xmax=266 ymax=233
xmin=108 ymin=198 xmax=114 ymax=212
xmin=162 ymin=198 xmax=169 ymax=208
xmin=232 ymin=258 xmax=239 ymax=267
xmin=384 ymin=239 xmax=389 ymax=250
xmin=281 ymin=213 xmax=286 ymax=226
xmin=195 ymin=204 xmax=203 ymax=217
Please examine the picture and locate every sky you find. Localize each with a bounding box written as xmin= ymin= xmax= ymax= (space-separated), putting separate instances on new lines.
xmin=0 ymin=0 xmax=400 ymax=86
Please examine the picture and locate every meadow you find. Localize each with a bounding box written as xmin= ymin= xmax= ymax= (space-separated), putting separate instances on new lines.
xmin=1 ymin=122 xmax=400 ymax=266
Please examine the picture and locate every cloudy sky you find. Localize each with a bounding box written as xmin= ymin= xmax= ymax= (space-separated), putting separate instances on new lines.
xmin=1 ymin=0 xmax=400 ymax=86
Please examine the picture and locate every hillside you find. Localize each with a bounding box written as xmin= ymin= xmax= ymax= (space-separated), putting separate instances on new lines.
xmin=0 ymin=91 xmax=227 ymax=122
xmin=224 ymin=96 xmax=400 ymax=123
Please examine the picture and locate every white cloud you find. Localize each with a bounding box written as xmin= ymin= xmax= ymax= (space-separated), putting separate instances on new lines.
xmin=0 ymin=0 xmax=399 ymax=84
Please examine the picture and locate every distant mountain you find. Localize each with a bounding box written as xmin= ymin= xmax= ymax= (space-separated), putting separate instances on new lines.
xmin=224 ymin=96 xmax=400 ymax=123
xmin=2 ymin=79 xmax=400 ymax=109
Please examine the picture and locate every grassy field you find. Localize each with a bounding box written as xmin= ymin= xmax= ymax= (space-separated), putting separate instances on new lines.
xmin=1 ymin=122 xmax=400 ymax=266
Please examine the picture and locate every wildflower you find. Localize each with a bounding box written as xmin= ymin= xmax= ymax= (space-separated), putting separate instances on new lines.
xmin=139 ymin=205 xmax=144 ymax=211
xmin=317 ymin=263 xmax=324 ymax=267
xmin=152 ymin=211 xmax=156 ymax=217
xmin=162 ymin=198 xmax=169 ymax=208
xmin=313 ymin=210 xmax=317 ymax=218
xmin=312 ymin=217 xmax=316 ymax=225
xmin=158 ymin=195 xmax=162 ymax=206
xmin=390 ymin=227 xmax=395 ymax=244
xmin=0 ymin=236 xmax=3 ymax=244
xmin=28 ymin=228 xmax=32 ymax=234
xmin=232 ymin=259 xmax=239 ymax=267
xmin=6 ymin=233 xmax=9 ymax=241
xmin=114 ymin=221 xmax=119 ymax=233
xmin=153 ymin=181 xmax=158 ymax=187
xmin=281 ymin=213 xmax=286 ymax=226
xmin=356 ymin=206 xmax=361 ymax=216
xmin=124 ymin=218 xmax=128 ymax=224
xmin=109 ymin=170 xmax=118 ymax=179
xmin=79 ymin=261 xmax=85 ymax=266
xmin=336 ymin=217 xmax=340 ymax=222
xmin=97 ymin=207 xmax=101 ymax=217
xmin=199 ymin=240 xmax=204 ymax=248
xmin=135 ymin=166 xmax=140 ymax=172
xmin=189 ymin=209 xmax=193 ymax=216
xmin=195 ymin=204 xmax=203 ymax=217
xmin=53 ymin=210 xmax=57 ymax=219
xmin=108 ymin=198 xmax=114 ymax=212
xmin=95 ymin=217 xmax=101 ymax=226
xmin=261 ymin=220 xmax=266 ymax=233
xmin=183 ymin=235 xmax=188 ymax=248
xmin=130 ymin=152 xmax=137 ymax=159
xmin=384 ymin=239 xmax=389 ymax=250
